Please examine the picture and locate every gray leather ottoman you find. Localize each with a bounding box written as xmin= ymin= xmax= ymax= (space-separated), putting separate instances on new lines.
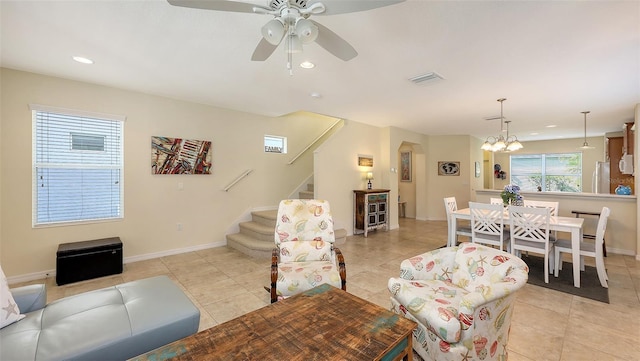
xmin=1 ymin=276 xmax=200 ymax=361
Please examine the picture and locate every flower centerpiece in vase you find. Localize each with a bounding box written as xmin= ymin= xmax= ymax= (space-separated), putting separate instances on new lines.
xmin=501 ymin=184 xmax=523 ymax=206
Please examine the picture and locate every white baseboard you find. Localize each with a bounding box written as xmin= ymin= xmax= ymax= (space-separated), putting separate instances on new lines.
xmin=604 ymin=247 xmax=637 ymax=257
xmin=123 ymin=241 xmax=226 ymax=263
xmin=7 ymin=270 xmax=56 ymax=285
xmin=7 ymin=241 xmax=227 ymax=285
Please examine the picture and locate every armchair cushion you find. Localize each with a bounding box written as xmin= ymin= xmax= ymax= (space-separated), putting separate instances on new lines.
xmin=388 ymin=278 xmax=468 ymax=342
xmin=275 ymin=199 xmax=335 ymax=263
xmin=276 ymin=261 xmax=342 ymax=298
xmin=277 ymin=239 xmax=333 ymax=263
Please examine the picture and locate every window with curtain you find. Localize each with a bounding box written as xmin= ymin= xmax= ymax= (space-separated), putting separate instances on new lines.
xmin=510 ymin=153 xmax=582 ymax=192
xmin=31 ymin=105 xmax=124 ymax=226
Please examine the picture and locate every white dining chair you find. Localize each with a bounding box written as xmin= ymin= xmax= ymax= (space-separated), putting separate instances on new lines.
xmin=469 ymin=201 xmax=510 ymax=251
xmin=523 ymin=199 xmax=559 ymax=240
xmin=554 ymin=206 xmax=610 ymax=288
xmin=444 ymin=197 xmax=472 ymax=245
xmin=509 ymin=205 xmax=554 ymax=283
xmin=523 ymin=200 xmax=559 ymax=216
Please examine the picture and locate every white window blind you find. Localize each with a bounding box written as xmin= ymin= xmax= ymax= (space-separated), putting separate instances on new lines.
xmin=510 ymin=153 xmax=582 ymax=192
xmin=31 ymin=105 xmax=124 ymax=226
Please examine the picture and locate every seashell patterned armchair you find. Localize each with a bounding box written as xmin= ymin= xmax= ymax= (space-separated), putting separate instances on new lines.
xmin=270 ymin=199 xmax=346 ymax=303
xmin=388 ymin=242 xmax=529 ymax=361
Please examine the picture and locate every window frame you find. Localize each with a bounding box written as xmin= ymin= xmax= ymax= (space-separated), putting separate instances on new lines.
xmin=509 ymin=152 xmax=583 ymax=192
xmin=264 ymin=134 xmax=287 ymax=154
xmin=30 ymin=104 xmax=125 ymax=227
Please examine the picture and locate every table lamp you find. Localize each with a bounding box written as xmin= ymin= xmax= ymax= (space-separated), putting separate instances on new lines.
xmin=366 ymin=172 xmax=373 ymax=190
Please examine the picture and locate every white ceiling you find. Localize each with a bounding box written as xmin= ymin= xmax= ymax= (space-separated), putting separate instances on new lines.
xmin=2 ymin=0 xmax=639 ymax=142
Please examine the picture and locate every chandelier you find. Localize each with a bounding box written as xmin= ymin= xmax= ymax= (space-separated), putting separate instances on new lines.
xmin=481 ymin=98 xmax=523 ymax=152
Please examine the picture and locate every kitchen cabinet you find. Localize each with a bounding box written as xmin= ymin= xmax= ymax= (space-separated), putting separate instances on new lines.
xmin=623 ymin=122 xmax=634 ymax=155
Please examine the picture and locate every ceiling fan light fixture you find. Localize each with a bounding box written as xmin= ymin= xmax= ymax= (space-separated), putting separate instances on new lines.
xmin=261 ymin=18 xmax=285 ymax=45
xmin=286 ymin=34 xmax=303 ymax=53
xmin=295 ymin=18 xmax=318 ymax=44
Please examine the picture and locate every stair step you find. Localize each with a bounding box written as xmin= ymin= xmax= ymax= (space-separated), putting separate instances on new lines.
xmin=238 ymin=221 xmax=274 ymax=242
xmin=306 ymin=184 xmax=314 ymax=192
xmin=335 ymin=228 xmax=347 ymax=246
xmin=298 ymin=190 xmax=314 ymax=199
xmin=226 ymin=233 xmax=273 ymax=259
xmin=250 ymin=210 xmax=277 ymax=227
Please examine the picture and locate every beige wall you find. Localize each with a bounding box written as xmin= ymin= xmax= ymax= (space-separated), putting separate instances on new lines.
xmin=3 ymin=68 xmax=638 ymax=280
xmin=0 ymin=68 xmax=336 ymax=278
xmin=425 ymin=135 xmax=482 ymax=221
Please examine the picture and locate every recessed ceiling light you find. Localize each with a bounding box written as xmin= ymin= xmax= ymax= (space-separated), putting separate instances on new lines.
xmin=529 ymin=132 xmax=539 ymax=136
xmin=72 ymin=56 xmax=94 ymax=64
xmin=546 ymin=125 xmax=557 ymax=128
xmin=300 ymin=61 xmax=315 ymax=69
xmin=310 ymin=92 xmax=322 ymax=99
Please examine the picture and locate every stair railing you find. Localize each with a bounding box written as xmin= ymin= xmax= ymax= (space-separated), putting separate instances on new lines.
xmin=287 ymin=119 xmax=342 ymax=165
xmin=223 ymin=169 xmax=253 ymax=192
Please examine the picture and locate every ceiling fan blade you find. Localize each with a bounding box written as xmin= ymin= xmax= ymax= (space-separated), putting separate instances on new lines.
xmin=308 ymin=0 xmax=405 ymax=16
xmin=311 ymin=20 xmax=357 ymax=61
xmin=167 ymin=0 xmax=270 ymax=13
xmin=251 ymin=38 xmax=279 ymax=61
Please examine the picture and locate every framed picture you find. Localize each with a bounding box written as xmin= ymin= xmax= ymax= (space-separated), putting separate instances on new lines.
xmin=438 ymin=161 xmax=460 ymax=176
xmin=151 ymin=136 xmax=212 ymax=175
xmin=400 ymin=151 xmax=412 ymax=182
xmin=475 ymin=161 xmax=481 ymax=178
xmin=358 ymin=155 xmax=373 ymax=167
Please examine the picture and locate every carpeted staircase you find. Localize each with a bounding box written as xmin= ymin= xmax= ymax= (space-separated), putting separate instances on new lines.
xmin=226 ymin=208 xmax=347 ymax=259
xmin=298 ymin=183 xmax=314 ymax=199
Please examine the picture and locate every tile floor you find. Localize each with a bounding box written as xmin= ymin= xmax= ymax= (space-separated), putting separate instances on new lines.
xmin=14 ymin=219 xmax=640 ymax=360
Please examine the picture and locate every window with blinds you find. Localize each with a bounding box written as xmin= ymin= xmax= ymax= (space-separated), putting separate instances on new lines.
xmin=32 ymin=105 xmax=124 ymax=226
xmin=510 ymin=153 xmax=582 ymax=192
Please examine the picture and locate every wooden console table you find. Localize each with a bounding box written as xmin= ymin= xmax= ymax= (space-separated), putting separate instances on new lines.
xmin=353 ymin=189 xmax=390 ymax=237
xmin=130 ymin=283 xmax=416 ymax=361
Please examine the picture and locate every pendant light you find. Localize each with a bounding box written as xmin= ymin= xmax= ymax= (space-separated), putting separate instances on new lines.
xmin=578 ymin=111 xmax=595 ymax=150
xmin=481 ymin=98 xmax=523 ymax=152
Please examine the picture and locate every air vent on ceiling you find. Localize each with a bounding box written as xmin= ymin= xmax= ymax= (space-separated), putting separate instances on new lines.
xmin=408 ymin=71 xmax=445 ymax=85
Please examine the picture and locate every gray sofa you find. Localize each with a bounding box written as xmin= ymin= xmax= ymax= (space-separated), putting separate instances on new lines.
xmin=1 ymin=276 xmax=200 ymax=361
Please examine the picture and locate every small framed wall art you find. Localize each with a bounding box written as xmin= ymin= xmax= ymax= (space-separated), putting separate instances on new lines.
xmin=358 ymin=155 xmax=373 ymax=167
xmin=475 ymin=161 xmax=481 ymax=178
xmin=438 ymin=161 xmax=460 ymax=176
xmin=400 ymin=151 xmax=412 ymax=182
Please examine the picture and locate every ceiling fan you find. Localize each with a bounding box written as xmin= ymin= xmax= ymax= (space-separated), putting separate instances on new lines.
xmin=167 ymin=0 xmax=405 ymax=63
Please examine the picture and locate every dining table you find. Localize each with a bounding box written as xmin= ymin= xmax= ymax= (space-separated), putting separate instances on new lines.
xmin=449 ymin=207 xmax=585 ymax=288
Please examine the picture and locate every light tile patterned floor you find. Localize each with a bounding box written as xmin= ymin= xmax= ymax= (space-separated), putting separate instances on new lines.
xmin=14 ymin=219 xmax=640 ymax=360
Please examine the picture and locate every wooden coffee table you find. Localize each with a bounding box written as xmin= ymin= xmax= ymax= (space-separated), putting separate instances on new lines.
xmin=130 ymin=283 xmax=416 ymax=361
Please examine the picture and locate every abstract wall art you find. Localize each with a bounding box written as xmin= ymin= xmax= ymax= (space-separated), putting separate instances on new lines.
xmin=401 ymin=151 xmax=412 ymax=182
xmin=151 ymin=136 xmax=212 ymax=175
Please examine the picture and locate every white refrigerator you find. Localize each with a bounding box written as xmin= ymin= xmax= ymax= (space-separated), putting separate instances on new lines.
xmin=592 ymin=161 xmax=610 ymax=193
